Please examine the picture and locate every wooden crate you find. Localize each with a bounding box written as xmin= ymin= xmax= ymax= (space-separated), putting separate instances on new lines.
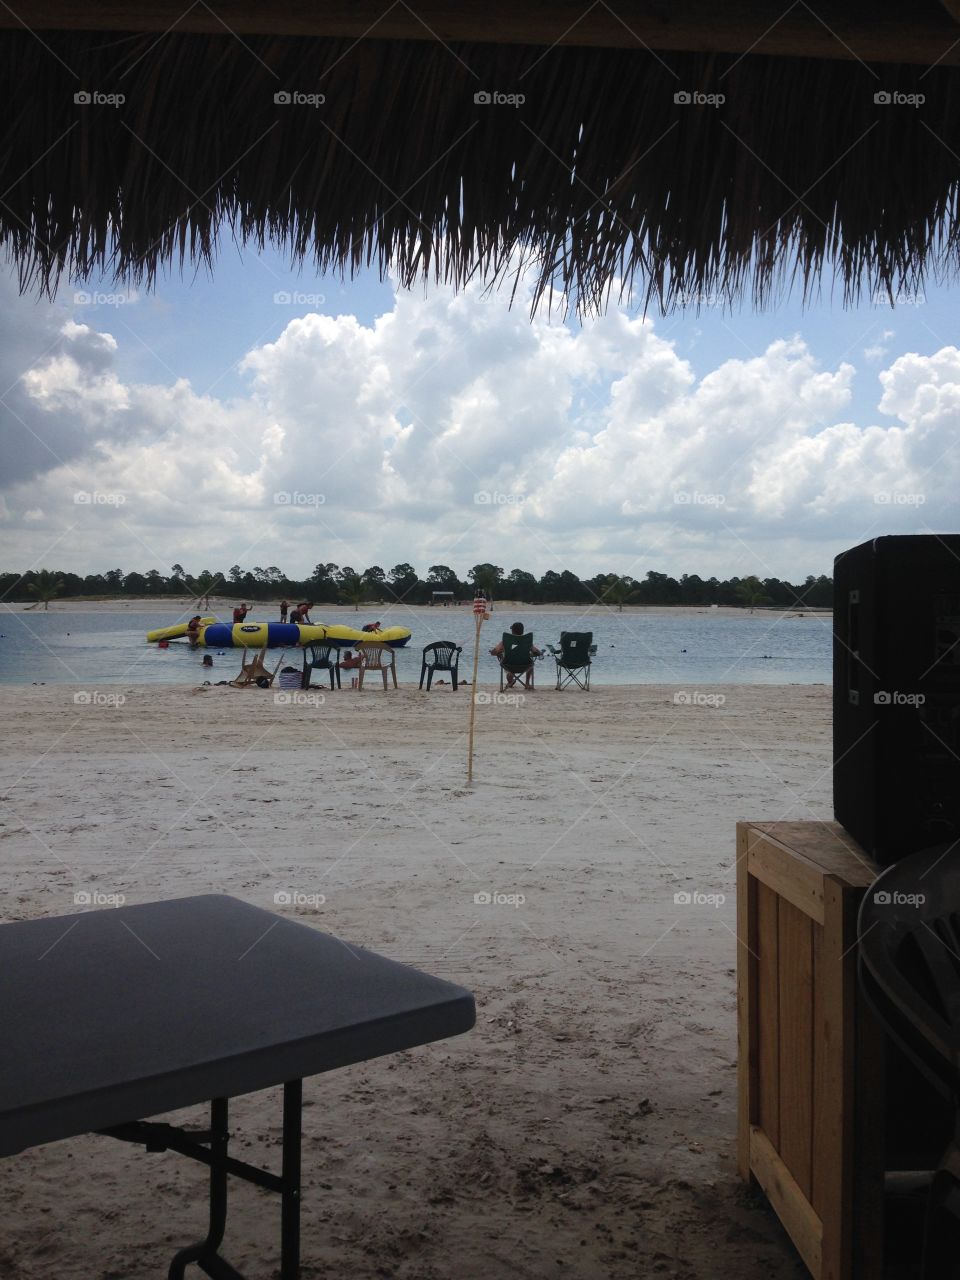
xmin=736 ymin=821 xmax=885 ymax=1280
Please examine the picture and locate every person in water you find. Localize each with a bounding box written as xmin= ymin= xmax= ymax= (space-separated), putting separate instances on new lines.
xmin=280 ymin=599 xmax=288 ymax=622
xmin=232 ymin=602 xmax=249 ymax=624
xmin=340 ymin=650 xmax=362 ymax=670
xmin=297 ymin=602 xmax=314 ymax=624
xmin=202 ymin=654 xmax=213 ymax=668
xmin=186 ymin=615 xmax=203 ymax=645
xmin=289 ymin=605 xmax=302 ymax=625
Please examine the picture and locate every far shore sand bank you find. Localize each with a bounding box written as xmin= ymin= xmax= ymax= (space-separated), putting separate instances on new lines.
xmin=2 ymin=596 xmax=830 ymax=619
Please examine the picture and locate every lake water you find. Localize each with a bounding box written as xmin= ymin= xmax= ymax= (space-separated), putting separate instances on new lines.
xmin=0 ymin=606 xmax=832 ymax=686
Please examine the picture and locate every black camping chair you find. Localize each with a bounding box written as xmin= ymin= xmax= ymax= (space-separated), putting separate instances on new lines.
xmin=301 ymin=642 xmax=341 ymax=690
xmin=858 ymin=844 xmax=960 ymax=1278
xmin=498 ymin=631 xmax=540 ymax=691
xmin=548 ymin=631 xmax=597 ymax=690
xmin=420 ymin=641 xmax=462 ymax=691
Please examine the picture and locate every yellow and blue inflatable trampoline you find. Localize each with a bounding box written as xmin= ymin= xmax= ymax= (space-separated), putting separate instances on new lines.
xmin=147 ymin=620 xmax=411 ymax=649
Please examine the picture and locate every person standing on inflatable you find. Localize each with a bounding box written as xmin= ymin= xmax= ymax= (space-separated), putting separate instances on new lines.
xmin=232 ymin=602 xmax=249 ymax=624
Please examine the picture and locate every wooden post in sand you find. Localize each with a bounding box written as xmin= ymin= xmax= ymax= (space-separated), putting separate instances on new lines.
xmin=466 ymin=594 xmax=490 ymax=785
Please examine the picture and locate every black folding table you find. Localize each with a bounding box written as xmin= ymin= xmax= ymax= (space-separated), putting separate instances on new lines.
xmin=0 ymin=894 xmax=475 ymax=1278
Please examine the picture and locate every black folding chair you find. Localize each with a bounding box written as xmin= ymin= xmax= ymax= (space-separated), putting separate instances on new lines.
xmin=858 ymin=844 xmax=960 ymax=1278
xmin=301 ymin=642 xmax=341 ymax=690
xmin=420 ymin=641 xmax=462 ymax=690
xmin=548 ymin=631 xmax=596 ymax=690
xmin=497 ymin=632 xmax=540 ymax=691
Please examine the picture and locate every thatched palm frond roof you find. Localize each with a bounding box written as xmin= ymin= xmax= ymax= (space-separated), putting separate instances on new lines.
xmin=1 ymin=3 xmax=959 ymax=311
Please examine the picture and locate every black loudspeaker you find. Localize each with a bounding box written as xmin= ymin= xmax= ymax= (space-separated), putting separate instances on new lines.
xmin=833 ymin=535 xmax=960 ymax=863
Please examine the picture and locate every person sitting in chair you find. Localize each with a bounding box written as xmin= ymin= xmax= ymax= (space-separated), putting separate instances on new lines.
xmin=340 ymin=649 xmax=362 ymax=670
xmin=491 ymin=621 xmax=541 ymax=689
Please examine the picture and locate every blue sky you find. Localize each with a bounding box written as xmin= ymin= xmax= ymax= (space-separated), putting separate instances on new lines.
xmin=62 ymin=243 xmax=956 ymax=424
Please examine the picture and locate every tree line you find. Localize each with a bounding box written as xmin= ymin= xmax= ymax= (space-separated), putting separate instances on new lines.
xmin=3 ymin=563 xmax=834 ymax=610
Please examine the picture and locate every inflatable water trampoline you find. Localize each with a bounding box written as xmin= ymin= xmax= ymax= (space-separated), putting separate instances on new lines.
xmin=147 ymin=616 xmax=217 ymax=643
xmin=147 ymin=620 xmax=412 ymax=649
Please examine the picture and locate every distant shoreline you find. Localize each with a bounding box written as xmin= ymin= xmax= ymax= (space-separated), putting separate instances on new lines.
xmin=2 ymin=596 xmax=832 ymax=618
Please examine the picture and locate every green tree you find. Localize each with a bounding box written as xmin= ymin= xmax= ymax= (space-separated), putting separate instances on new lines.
xmin=363 ymin=566 xmax=387 ymax=598
xmin=599 ymin=574 xmax=637 ymax=612
xmin=504 ymin=569 xmax=538 ymax=602
xmin=538 ymin=570 xmax=562 ymax=602
xmin=427 ymin=565 xmax=460 ymax=589
xmin=339 ymin=573 xmax=367 ymax=611
xmin=469 ymin=563 xmax=503 ymax=597
xmin=190 ymin=570 xmax=219 ymax=609
xmin=27 ymin=568 xmax=64 ymax=610
xmin=736 ymin=575 xmax=771 ymax=612
xmin=635 ymin=570 xmax=681 ymax=605
xmin=388 ymin=563 xmax=419 ymax=601
xmin=308 ymin=563 xmax=339 ymax=603
xmin=557 ymin=570 xmax=587 ymax=602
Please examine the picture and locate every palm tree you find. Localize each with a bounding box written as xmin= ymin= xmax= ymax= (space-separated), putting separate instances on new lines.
xmin=599 ymin=575 xmax=636 ymax=612
xmin=340 ymin=575 xmax=368 ymax=611
xmin=189 ymin=571 xmax=220 ymax=609
xmin=27 ymin=569 xmax=64 ymax=610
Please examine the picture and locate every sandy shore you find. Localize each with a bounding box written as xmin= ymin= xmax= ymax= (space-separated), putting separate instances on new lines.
xmin=3 ymin=597 xmax=829 ymax=619
xmin=0 ymin=682 xmax=829 ymax=1279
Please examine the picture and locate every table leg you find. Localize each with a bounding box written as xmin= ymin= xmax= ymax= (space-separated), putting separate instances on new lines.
xmin=169 ymin=1098 xmax=234 ymax=1280
xmin=281 ymin=1080 xmax=302 ymax=1279
xmin=102 ymin=1083 xmax=303 ymax=1280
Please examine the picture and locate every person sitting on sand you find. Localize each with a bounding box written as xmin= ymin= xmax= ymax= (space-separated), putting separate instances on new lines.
xmin=340 ymin=650 xmax=362 ymax=670
xmin=186 ymin=615 xmax=203 ymax=646
xmin=491 ymin=621 xmax=541 ymax=689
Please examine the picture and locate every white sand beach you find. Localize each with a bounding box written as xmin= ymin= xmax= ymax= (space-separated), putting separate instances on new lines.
xmin=0 ymin=680 xmax=829 ymax=1279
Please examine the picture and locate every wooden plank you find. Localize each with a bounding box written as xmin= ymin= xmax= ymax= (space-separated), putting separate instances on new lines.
xmin=855 ymin=972 xmax=885 ymax=1274
xmin=851 ymin=895 xmax=886 ymax=1280
xmin=748 ymin=830 xmax=826 ymax=925
xmin=811 ymin=918 xmax=829 ymax=1221
xmin=0 ymin=2 xmax=959 ymax=65
xmin=750 ymin=822 xmax=878 ymax=888
xmin=812 ymin=878 xmax=852 ymax=1280
xmin=736 ymin=822 xmax=758 ymax=1180
xmin=778 ymin=898 xmax=814 ymax=1199
xmin=750 ymin=1125 xmax=824 ymax=1278
xmin=756 ymin=880 xmax=780 ymax=1149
